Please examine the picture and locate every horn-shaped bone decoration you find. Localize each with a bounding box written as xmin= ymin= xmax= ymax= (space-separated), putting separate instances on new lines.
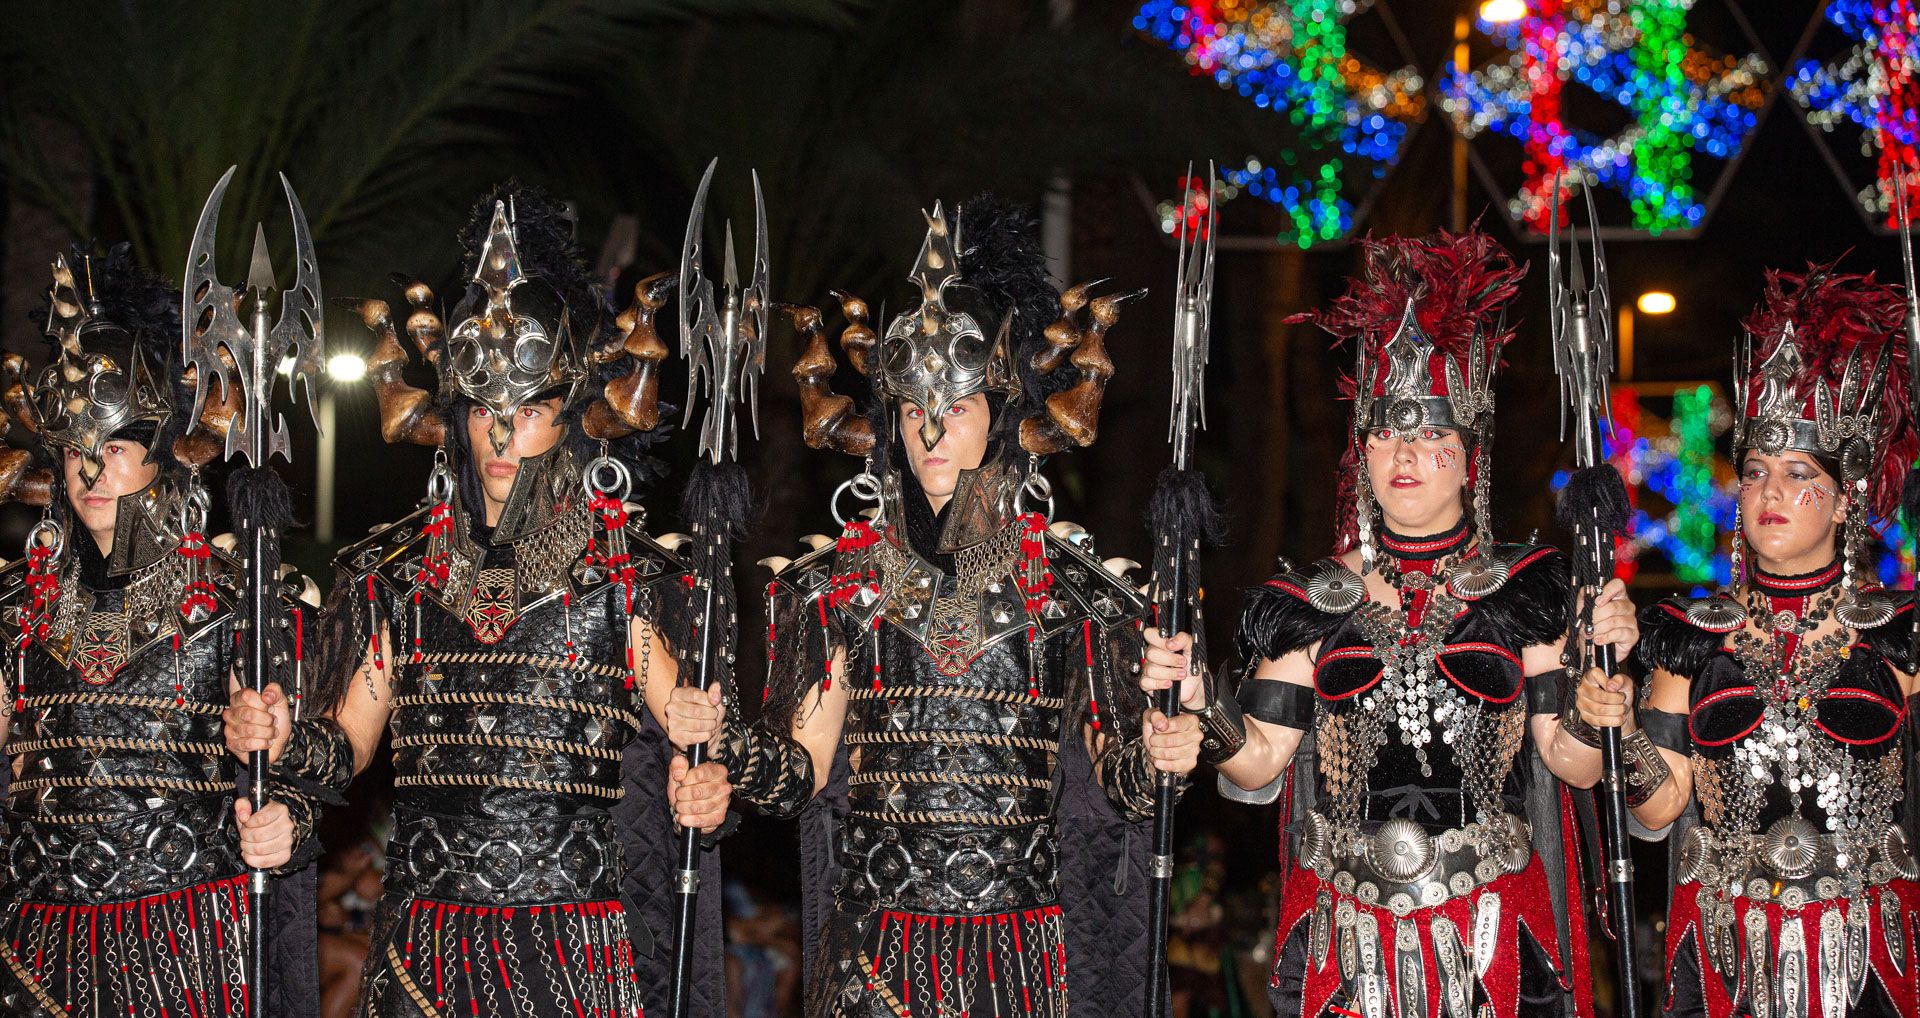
xmin=354 ymin=276 xmax=446 ymax=448
xmin=780 ymin=296 xmax=876 ymax=456
xmin=1019 ymin=282 xmax=1145 ymax=455
xmin=584 ymin=270 xmax=676 ymax=440
xmin=0 ymin=446 xmax=51 ymax=508
xmin=174 ymin=360 xmax=247 ymax=468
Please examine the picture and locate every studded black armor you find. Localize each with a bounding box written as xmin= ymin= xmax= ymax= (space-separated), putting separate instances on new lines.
xmin=0 ymin=540 xmax=315 ymax=1016
xmin=740 ymin=496 xmax=1158 ymax=1017
xmin=333 ymin=500 xmax=701 ymax=1017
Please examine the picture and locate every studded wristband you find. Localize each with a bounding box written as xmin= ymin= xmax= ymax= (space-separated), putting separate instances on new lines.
xmin=1192 ymin=682 xmax=1247 ymax=768
xmin=273 ymin=717 xmax=355 ymax=796
xmin=1559 ymin=671 xmax=1603 ymax=749
xmin=1619 ymin=728 xmax=1672 ymax=808
xmin=1101 ymin=736 xmax=1184 ymax=822
xmin=707 ymin=720 xmax=815 ymax=819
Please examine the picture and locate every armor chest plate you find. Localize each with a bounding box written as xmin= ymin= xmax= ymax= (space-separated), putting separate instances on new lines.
xmin=1687 ymin=645 xmax=1906 ymax=841
xmin=842 ymin=614 xmax=1068 ymax=830
xmin=8 ymin=588 xmax=234 ymax=823
xmin=1310 ymin=599 xmax=1531 ymax=830
xmin=386 ymin=575 xmax=645 ymax=821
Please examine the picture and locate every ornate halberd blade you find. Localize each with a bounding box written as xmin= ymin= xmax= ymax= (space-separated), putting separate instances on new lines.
xmin=183 ymin=166 xmax=249 ymax=442
xmin=741 ymin=169 xmax=770 ymax=444
xmin=680 ymin=158 xmax=720 ymax=438
xmin=1896 ymin=172 xmax=1920 ymax=406
xmin=1168 ymin=162 xmax=1216 ymax=468
xmin=679 ymin=159 xmax=768 ymax=464
xmin=272 ymin=173 xmax=325 ymax=438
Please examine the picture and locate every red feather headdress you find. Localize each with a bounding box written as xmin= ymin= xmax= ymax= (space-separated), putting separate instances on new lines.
xmin=1290 ymin=228 xmax=1527 ymax=552
xmin=1736 ymin=261 xmax=1915 ymax=521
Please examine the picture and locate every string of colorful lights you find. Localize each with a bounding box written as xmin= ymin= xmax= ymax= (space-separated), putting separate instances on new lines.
xmin=1790 ymin=0 xmax=1920 ymax=226
xmin=1552 ymin=384 xmax=1914 ymax=593
xmin=1132 ymin=0 xmax=1424 ymax=246
xmin=1441 ymin=1 xmax=1769 ymax=234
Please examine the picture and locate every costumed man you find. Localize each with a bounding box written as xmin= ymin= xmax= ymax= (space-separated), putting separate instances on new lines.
xmin=664 ymin=197 xmax=1205 ymax=1018
xmin=1617 ymin=263 xmax=1920 ymax=1018
xmin=1142 ymin=229 xmax=1641 ymax=1018
xmin=223 ymin=185 xmax=733 ymax=1016
xmin=0 ymin=245 xmax=319 ymax=1016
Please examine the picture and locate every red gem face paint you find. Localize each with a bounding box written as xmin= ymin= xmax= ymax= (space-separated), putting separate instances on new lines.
xmin=1431 ymin=444 xmax=1463 ymax=472
xmin=1792 ymin=481 xmax=1834 ymax=509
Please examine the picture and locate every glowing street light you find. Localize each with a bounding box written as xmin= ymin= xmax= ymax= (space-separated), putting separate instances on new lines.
xmin=326 ymin=353 xmax=367 ymax=382
xmin=1637 ymin=291 xmax=1677 ymax=315
xmin=1479 ymin=0 xmax=1526 ymax=24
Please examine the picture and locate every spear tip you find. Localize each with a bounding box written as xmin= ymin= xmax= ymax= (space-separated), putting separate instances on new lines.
xmin=247 ymin=222 xmax=274 ymax=292
xmin=722 ymin=221 xmax=738 ymax=291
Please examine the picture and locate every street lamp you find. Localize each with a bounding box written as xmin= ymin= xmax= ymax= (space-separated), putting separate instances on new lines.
xmin=1618 ymin=292 xmax=1676 ymax=383
xmin=326 ymin=353 xmax=367 ymax=381
xmin=1479 ymin=0 xmax=1525 ymax=23
xmin=314 ymin=352 xmax=369 ymax=543
xmin=1637 ymin=290 xmax=1676 ymax=315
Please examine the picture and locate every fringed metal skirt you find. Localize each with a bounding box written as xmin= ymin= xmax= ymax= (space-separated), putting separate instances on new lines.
xmin=357 ymin=896 xmax=646 ymax=1018
xmin=808 ymin=900 xmax=1068 ymax=1018
xmin=1664 ymin=878 xmax=1920 ymax=1018
xmin=0 ymin=873 xmax=252 ymax=1017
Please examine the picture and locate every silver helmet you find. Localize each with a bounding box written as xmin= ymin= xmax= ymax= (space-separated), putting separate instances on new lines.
xmin=444 ymin=200 xmax=590 ymax=454
xmin=875 ymin=203 xmax=1020 ymax=450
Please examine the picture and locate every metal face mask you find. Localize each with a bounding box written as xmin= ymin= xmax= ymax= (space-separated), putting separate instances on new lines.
xmin=876 ymin=203 xmax=1019 ymax=450
xmin=446 ymin=201 xmax=588 ymax=454
xmin=32 ymin=254 xmax=173 ymax=487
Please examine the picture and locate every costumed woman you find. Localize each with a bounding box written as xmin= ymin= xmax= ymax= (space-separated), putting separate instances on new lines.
xmin=1621 ymin=263 xmax=1920 ymax=1018
xmin=665 ymin=198 xmax=1203 ymax=1017
xmin=0 ymin=245 xmax=318 ymax=1016
xmin=1143 ymin=229 xmax=1639 ymax=1018
xmin=223 ymin=185 xmax=732 ymax=1016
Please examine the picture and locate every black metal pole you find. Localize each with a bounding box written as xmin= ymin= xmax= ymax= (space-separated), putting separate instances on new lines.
xmin=240 ymin=515 xmax=270 ymax=1018
xmin=1584 ymin=510 xmax=1639 ymax=1018
xmin=1145 ymin=526 xmax=1187 ymax=1018
xmin=668 ymin=523 xmax=719 ymax=1018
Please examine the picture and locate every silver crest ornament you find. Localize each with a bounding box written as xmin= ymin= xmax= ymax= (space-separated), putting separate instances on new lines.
xmin=1747 ymin=907 xmax=1774 ymax=1018
xmin=1884 ymin=888 xmax=1907 ymax=973
xmin=1819 ymin=908 xmax=1848 ymax=1018
xmin=1776 ymin=916 xmax=1808 ymax=1018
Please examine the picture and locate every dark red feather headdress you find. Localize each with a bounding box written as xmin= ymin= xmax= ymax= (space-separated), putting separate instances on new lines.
xmin=1735 ymin=261 xmax=1915 ymax=521
xmin=1289 ymin=228 xmax=1527 ymax=552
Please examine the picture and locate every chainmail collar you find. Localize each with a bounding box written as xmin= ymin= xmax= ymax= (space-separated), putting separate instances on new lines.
xmin=880 ymin=453 xmax=1025 ymax=563
xmin=441 ymin=483 xmax=591 ymax=599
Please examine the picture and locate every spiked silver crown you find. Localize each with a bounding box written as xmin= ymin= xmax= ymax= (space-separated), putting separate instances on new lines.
xmin=1733 ymin=320 xmax=1889 ymax=481
xmin=1357 ymin=298 xmax=1497 ymax=442
xmin=877 ymin=202 xmax=1020 ymax=450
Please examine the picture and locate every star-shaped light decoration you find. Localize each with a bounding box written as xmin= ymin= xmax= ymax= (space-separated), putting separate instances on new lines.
xmin=1134 ymin=0 xmax=1427 ymax=248
xmin=1442 ymin=0 xmax=1771 ymax=236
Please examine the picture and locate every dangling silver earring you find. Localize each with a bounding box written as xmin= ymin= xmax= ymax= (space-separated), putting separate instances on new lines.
xmin=1729 ymin=502 xmax=1744 ymax=587
xmin=1841 ymin=479 xmax=1866 ymax=598
xmin=1357 ymin=469 xmax=1377 ymax=576
xmin=1471 ymin=448 xmax=1493 ymax=549
xmin=1833 ymin=480 xmax=1897 ymax=629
